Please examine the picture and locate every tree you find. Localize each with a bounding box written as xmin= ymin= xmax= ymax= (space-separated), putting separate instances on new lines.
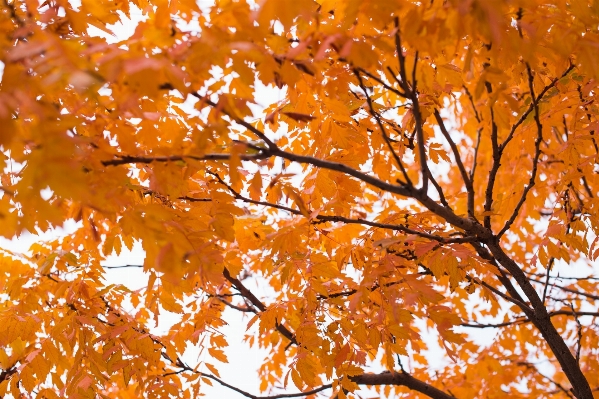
xmin=1 ymin=0 xmax=599 ymax=397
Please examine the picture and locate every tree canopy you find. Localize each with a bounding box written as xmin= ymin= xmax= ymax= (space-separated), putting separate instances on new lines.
xmin=1 ymin=0 xmax=599 ymax=398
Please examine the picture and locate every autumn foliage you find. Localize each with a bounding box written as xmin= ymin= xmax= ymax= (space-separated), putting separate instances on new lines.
xmin=2 ymin=0 xmax=599 ymax=398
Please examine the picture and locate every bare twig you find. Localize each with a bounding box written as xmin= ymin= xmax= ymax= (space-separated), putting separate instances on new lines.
xmin=568 ymin=302 xmax=583 ymax=365
xmin=223 ymin=268 xmax=298 ymax=345
xmin=355 ymin=69 xmax=412 ymax=186
xmin=462 ymin=85 xmax=481 ymax=123
xmin=103 ymin=264 xmax=143 ymax=269
xmin=433 ymin=109 xmax=475 ymax=217
xmin=356 ymin=67 xmax=408 ymax=98
xmin=542 ymin=257 xmax=556 ymax=305
xmin=426 ymin=168 xmax=451 ymax=208
xmin=501 ymin=63 xmax=575 ymax=149
xmin=102 ymin=152 xmax=268 ymax=166
xmin=518 ymin=361 xmax=575 ymax=399
xmin=470 ymin=128 xmax=483 ymax=182
xmin=190 ymin=93 xmax=278 ymax=150
xmin=498 ymin=64 xmax=545 ymax=238
xmin=462 ymin=310 xmax=599 ymax=329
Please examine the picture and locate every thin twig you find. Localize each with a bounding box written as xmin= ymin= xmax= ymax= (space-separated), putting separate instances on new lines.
xmin=433 ymin=109 xmax=474 ymax=217
xmin=518 ymin=361 xmax=575 ymax=399
xmin=498 ymin=64 xmax=545 ymax=238
xmin=462 ymin=85 xmax=481 ymax=123
xmin=542 ymin=258 xmax=556 ymax=305
xmin=223 ymin=268 xmax=298 ymax=345
xmin=354 ymin=69 xmax=412 ymax=186
xmin=357 ymin=67 xmax=408 ymax=98
xmin=470 ymin=128 xmax=483 ymax=182
xmin=102 ymin=152 xmax=268 ymax=166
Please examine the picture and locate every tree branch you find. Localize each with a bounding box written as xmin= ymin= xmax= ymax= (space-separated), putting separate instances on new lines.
xmin=101 ymin=152 xmax=268 ymax=166
xmin=356 ymin=67 xmax=408 ymax=98
xmin=433 ymin=109 xmax=475 ymax=217
xmin=173 ymin=365 xmax=458 ymax=399
xmin=350 ymin=371 xmax=457 ymax=399
xmin=483 ymin=107 xmax=499 ymax=229
xmin=393 ymin=18 xmax=428 ymax=194
xmin=518 ymin=361 xmax=575 ymax=399
xmin=470 ymin=128 xmax=483 ymax=183
xmin=355 ymin=69 xmax=413 ymax=186
xmin=501 ymin=63 xmax=575 ymax=149
xmin=190 ymin=93 xmax=278 ymax=150
xmin=223 ymin=268 xmax=298 ymax=345
xmin=485 ymin=240 xmax=594 ymax=398
xmin=497 ymin=64 xmax=544 ymax=238
xmin=462 ymin=85 xmax=481 ymax=123
xmin=176 ymin=361 xmax=332 ymax=399
xmin=103 ymin=264 xmax=144 ymax=269
xmin=461 ymin=310 xmax=599 ymax=329
xmin=426 ymin=168 xmax=451 ymax=209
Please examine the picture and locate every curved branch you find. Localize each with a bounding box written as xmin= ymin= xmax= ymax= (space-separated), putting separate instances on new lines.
xmin=223 ymin=268 xmax=298 ymax=345
xmin=190 ymin=93 xmax=277 ymax=150
xmin=501 ymin=63 xmax=575 ymax=149
xmin=315 ymin=215 xmax=474 ymax=244
xmin=356 ymin=67 xmax=408 ymax=98
xmin=175 ymin=365 xmax=458 ymax=399
xmin=350 ymin=372 xmax=457 ymax=399
xmin=483 ymin=63 xmax=575 ymax=231
xmin=497 ymin=64 xmax=544 ymax=238
xmin=528 ymin=277 xmax=599 ymax=301
xmin=433 ymin=109 xmax=474 ymax=218
xmin=485 ymin=240 xmax=594 ymax=398
xmin=207 ymin=173 xmax=471 ymax=244
xmin=354 ymin=69 xmax=412 ymax=186
xmin=517 ymin=361 xmax=575 ymax=399
xmin=102 ymin=104 xmax=488 ymax=239
xmin=177 ymin=363 xmax=332 ymax=399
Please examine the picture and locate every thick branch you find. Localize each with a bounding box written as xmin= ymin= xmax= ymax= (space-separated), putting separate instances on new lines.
xmin=483 ymin=107 xmax=499 ymax=229
xmin=350 ymin=372 xmax=457 ymax=399
xmin=485 ymin=240 xmax=593 ymax=399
